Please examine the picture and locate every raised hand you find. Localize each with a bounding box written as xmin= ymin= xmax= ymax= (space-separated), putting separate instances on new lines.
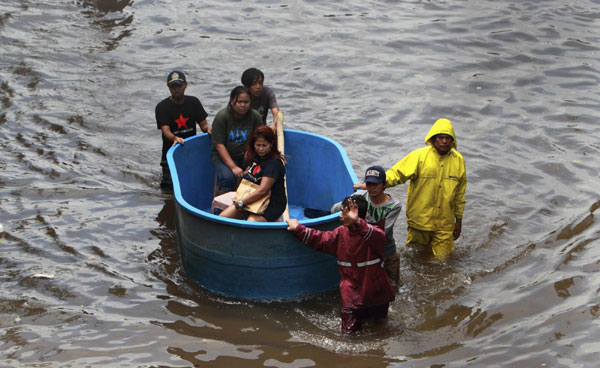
xmin=342 ymin=198 xmax=359 ymax=225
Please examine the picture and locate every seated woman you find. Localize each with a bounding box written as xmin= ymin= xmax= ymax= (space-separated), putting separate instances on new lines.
xmin=211 ymin=86 xmax=263 ymax=196
xmin=219 ymin=125 xmax=287 ymax=222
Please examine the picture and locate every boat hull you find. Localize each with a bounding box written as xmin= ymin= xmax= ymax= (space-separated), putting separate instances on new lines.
xmin=174 ymin=204 xmax=342 ymax=300
xmin=167 ymin=130 xmax=358 ymax=300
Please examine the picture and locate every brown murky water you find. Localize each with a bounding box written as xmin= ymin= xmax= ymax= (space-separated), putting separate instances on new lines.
xmin=1 ymin=0 xmax=599 ymax=367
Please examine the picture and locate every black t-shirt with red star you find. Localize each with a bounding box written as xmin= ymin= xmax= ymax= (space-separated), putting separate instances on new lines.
xmin=155 ymin=95 xmax=208 ymax=162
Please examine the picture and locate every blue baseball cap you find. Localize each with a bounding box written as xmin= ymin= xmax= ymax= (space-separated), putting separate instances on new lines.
xmin=167 ymin=71 xmax=186 ymax=86
xmin=364 ymin=165 xmax=386 ymax=184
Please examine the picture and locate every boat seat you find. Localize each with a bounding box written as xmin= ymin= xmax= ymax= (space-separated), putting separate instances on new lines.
xmin=211 ymin=191 xmax=236 ymax=214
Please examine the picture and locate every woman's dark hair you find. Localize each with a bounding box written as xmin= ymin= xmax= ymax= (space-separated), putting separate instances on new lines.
xmin=341 ymin=195 xmax=368 ymax=219
xmin=228 ymin=85 xmax=250 ymax=109
xmin=241 ymin=68 xmax=264 ymax=88
xmin=244 ymin=125 xmax=282 ymax=165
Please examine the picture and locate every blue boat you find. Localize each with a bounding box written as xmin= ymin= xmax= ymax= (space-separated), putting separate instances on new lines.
xmin=167 ymin=129 xmax=358 ymax=300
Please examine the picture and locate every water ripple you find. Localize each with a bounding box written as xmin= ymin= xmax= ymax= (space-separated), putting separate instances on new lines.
xmin=1 ymin=0 xmax=600 ymax=366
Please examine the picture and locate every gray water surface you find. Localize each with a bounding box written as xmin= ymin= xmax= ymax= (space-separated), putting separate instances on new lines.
xmin=1 ymin=0 xmax=600 ymax=367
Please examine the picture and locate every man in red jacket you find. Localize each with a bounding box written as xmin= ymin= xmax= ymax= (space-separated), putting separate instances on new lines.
xmin=287 ymin=196 xmax=395 ymax=334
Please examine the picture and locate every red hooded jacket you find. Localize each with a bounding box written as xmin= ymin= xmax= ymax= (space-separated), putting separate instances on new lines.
xmin=293 ymin=218 xmax=395 ymax=309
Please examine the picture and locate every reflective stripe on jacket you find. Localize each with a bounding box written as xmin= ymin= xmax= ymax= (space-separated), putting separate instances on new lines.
xmin=337 ymin=258 xmax=382 ymax=267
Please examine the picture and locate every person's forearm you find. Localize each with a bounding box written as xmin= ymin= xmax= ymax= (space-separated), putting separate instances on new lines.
xmin=199 ymin=119 xmax=210 ymax=133
xmin=215 ymin=144 xmax=237 ymax=169
xmin=161 ymin=126 xmax=183 ymax=145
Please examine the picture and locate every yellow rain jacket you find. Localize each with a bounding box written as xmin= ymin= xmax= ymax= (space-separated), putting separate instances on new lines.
xmin=386 ymin=118 xmax=466 ymax=232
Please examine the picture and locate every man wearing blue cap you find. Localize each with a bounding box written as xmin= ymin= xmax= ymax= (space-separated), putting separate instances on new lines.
xmin=155 ymin=71 xmax=210 ymax=189
xmin=334 ymin=165 xmax=402 ymax=286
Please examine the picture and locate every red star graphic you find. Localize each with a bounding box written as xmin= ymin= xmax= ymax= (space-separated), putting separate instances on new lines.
xmin=174 ymin=114 xmax=189 ymax=129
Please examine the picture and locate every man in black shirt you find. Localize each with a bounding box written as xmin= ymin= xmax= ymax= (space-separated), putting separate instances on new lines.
xmin=155 ymin=71 xmax=209 ymax=189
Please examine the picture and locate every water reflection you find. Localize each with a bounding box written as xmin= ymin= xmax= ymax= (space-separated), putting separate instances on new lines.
xmin=77 ymin=0 xmax=133 ymax=15
xmin=148 ymin=197 xmax=179 ymax=277
xmin=77 ymin=0 xmax=134 ymax=51
xmin=13 ymin=61 xmax=41 ymax=90
xmin=1 ymin=0 xmax=600 ymax=365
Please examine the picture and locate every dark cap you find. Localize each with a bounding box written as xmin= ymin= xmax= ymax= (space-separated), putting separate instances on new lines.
xmin=364 ymin=165 xmax=386 ymax=184
xmin=167 ymin=71 xmax=186 ymax=86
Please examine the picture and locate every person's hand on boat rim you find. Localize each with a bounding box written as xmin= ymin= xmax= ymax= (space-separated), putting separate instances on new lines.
xmin=172 ymin=136 xmax=185 ymax=146
xmin=286 ymin=219 xmax=299 ymax=231
xmin=353 ymin=182 xmax=366 ymax=191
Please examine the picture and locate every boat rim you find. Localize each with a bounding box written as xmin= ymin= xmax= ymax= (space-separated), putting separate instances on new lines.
xmin=167 ymin=129 xmax=357 ymax=229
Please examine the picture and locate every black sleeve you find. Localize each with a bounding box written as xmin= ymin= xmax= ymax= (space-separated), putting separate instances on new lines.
xmin=262 ymin=158 xmax=285 ymax=179
xmin=155 ymin=100 xmax=169 ymax=129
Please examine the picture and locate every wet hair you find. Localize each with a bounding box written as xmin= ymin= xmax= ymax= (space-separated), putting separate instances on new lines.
xmin=241 ymin=68 xmax=264 ymax=88
xmin=341 ymin=195 xmax=368 ymax=219
xmin=228 ymin=85 xmax=250 ymax=109
xmin=244 ymin=125 xmax=282 ymax=165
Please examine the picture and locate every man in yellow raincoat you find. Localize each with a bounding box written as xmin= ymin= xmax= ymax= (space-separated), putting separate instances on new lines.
xmin=386 ymin=118 xmax=466 ymax=258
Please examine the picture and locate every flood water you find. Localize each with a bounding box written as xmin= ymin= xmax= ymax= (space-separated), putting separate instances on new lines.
xmin=1 ymin=0 xmax=600 ymax=366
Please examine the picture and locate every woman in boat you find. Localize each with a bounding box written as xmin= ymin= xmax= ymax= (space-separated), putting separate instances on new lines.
xmin=211 ymin=86 xmax=263 ymax=196
xmin=219 ymin=125 xmax=287 ymax=222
